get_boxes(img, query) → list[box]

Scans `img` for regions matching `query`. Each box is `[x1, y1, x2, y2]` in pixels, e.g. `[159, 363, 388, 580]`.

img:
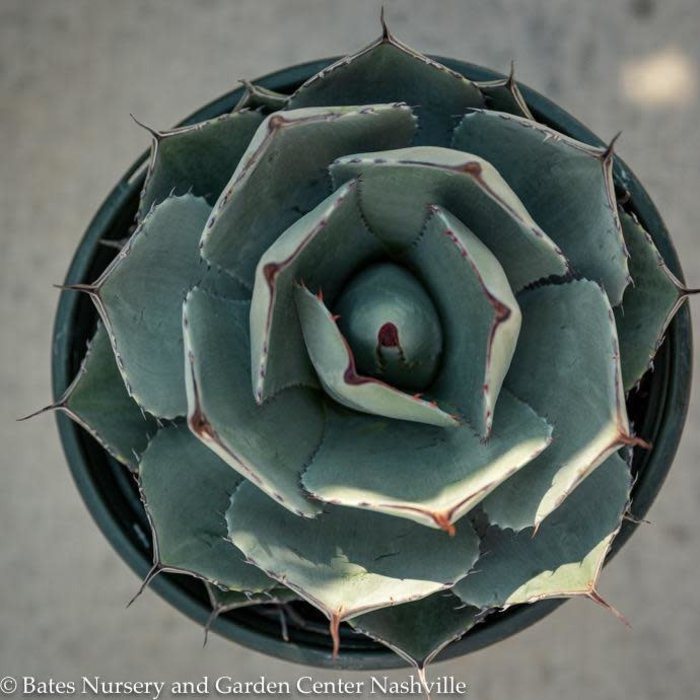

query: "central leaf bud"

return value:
[333, 262, 443, 392]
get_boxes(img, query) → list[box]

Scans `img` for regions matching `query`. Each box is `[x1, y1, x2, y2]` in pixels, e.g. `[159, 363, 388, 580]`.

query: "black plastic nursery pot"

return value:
[53, 57, 693, 670]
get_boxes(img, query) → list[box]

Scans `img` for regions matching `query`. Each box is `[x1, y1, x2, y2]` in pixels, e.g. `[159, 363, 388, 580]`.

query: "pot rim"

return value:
[52, 56, 693, 670]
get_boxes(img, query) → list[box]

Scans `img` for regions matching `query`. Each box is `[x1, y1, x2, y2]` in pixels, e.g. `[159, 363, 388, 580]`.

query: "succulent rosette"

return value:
[46, 24, 694, 675]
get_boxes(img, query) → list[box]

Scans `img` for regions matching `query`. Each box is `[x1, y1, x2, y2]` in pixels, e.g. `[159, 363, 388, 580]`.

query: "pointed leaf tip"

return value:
[86, 195, 232, 420]
[601, 131, 623, 161]
[48, 324, 157, 469]
[139, 424, 276, 592]
[350, 593, 479, 679]
[457, 454, 631, 610]
[452, 111, 629, 304]
[484, 279, 630, 530]
[288, 40, 482, 146]
[226, 481, 480, 625]
[380, 6, 391, 40]
[17, 403, 58, 422]
[130, 113, 162, 140]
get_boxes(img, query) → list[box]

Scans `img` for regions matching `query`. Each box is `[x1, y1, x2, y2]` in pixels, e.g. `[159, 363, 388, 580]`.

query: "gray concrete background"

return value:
[2, 1, 700, 698]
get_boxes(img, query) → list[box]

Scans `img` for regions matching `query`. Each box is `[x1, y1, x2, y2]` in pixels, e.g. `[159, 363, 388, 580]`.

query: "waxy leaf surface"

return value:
[287, 32, 482, 145]
[89, 195, 240, 419]
[183, 289, 323, 517]
[615, 210, 687, 390]
[226, 481, 480, 624]
[331, 147, 569, 290]
[140, 425, 275, 592]
[453, 110, 628, 304]
[201, 104, 416, 286]
[138, 110, 264, 221]
[54, 324, 157, 470]
[456, 454, 630, 608]
[303, 392, 550, 532]
[403, 206, 522, 435]
[295, 285, 458, 427]
[484, 280, 631, 530]
[249, 180, 384, 402]
[350, 593, 479, 671]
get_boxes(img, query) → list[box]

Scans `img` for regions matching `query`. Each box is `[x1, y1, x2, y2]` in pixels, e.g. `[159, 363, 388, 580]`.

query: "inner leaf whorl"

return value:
[333, 262, 443, 392]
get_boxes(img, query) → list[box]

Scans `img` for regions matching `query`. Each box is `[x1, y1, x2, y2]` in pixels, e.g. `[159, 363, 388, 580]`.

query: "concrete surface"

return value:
[2, 1, 700, 698]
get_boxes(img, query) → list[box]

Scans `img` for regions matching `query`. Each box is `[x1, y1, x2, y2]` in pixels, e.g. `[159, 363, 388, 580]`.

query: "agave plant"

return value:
[35, 18, 694, 686]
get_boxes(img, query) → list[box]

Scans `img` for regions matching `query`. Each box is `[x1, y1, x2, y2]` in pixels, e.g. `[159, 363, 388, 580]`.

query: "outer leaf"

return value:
[475, 71, 534, 119]
[200, 104, 416, 286]
[483, 280, 637, 531]
[203, 583, 299, 646]
[287, 29, 483, 145]
[331, 147, 569, 290]
[455, 454, 631, 609]
[226, 480, 480, 654]
[294, 285, 459, 428]
[616, 209, 692, 390]
[137, 111, 264, 222]
[233, 81, 288, 112]
[452, 110, 629, 304]
[183, 289, 323, 518]
[302, 392, 551, 533]
[249, 179, 385, 402]
[32, 323, 157, 470]
[350, 593, 479, 673]
[206, 583, 298, 612]
[139, 424, 275, 593]
[404, 206, 522, 436]
[77, 195, 247, 419]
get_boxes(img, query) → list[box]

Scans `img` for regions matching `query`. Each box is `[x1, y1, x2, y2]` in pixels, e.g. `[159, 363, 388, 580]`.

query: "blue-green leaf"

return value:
[333, 262, 444, 393]
[249, 179, 385, 403]
[137, 111, 264, 222]
[38, 323, 157, 470]
[452, 110, 629, 305]
[183, 289, 323, 517]
[294, 284, 458, 428]
[403, 206, 522, 436]
[456, 454, 631, 609]
[201, 104, 416, 286]
[139, 424, 276, 593]
[206, 583, 298, 612]
[475, 72, 534, 119]
[331, 147, 569, 290]
[226, 480, 480, 654]
[484, 280, 636, 530]
[287, 30, 483, 145]
[350, 593, 479, 673]
[82, 195, 244, 419]
[616, 209, 692, 390]
[302, 392, 550, 532]
[233, 82, 288, 112]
